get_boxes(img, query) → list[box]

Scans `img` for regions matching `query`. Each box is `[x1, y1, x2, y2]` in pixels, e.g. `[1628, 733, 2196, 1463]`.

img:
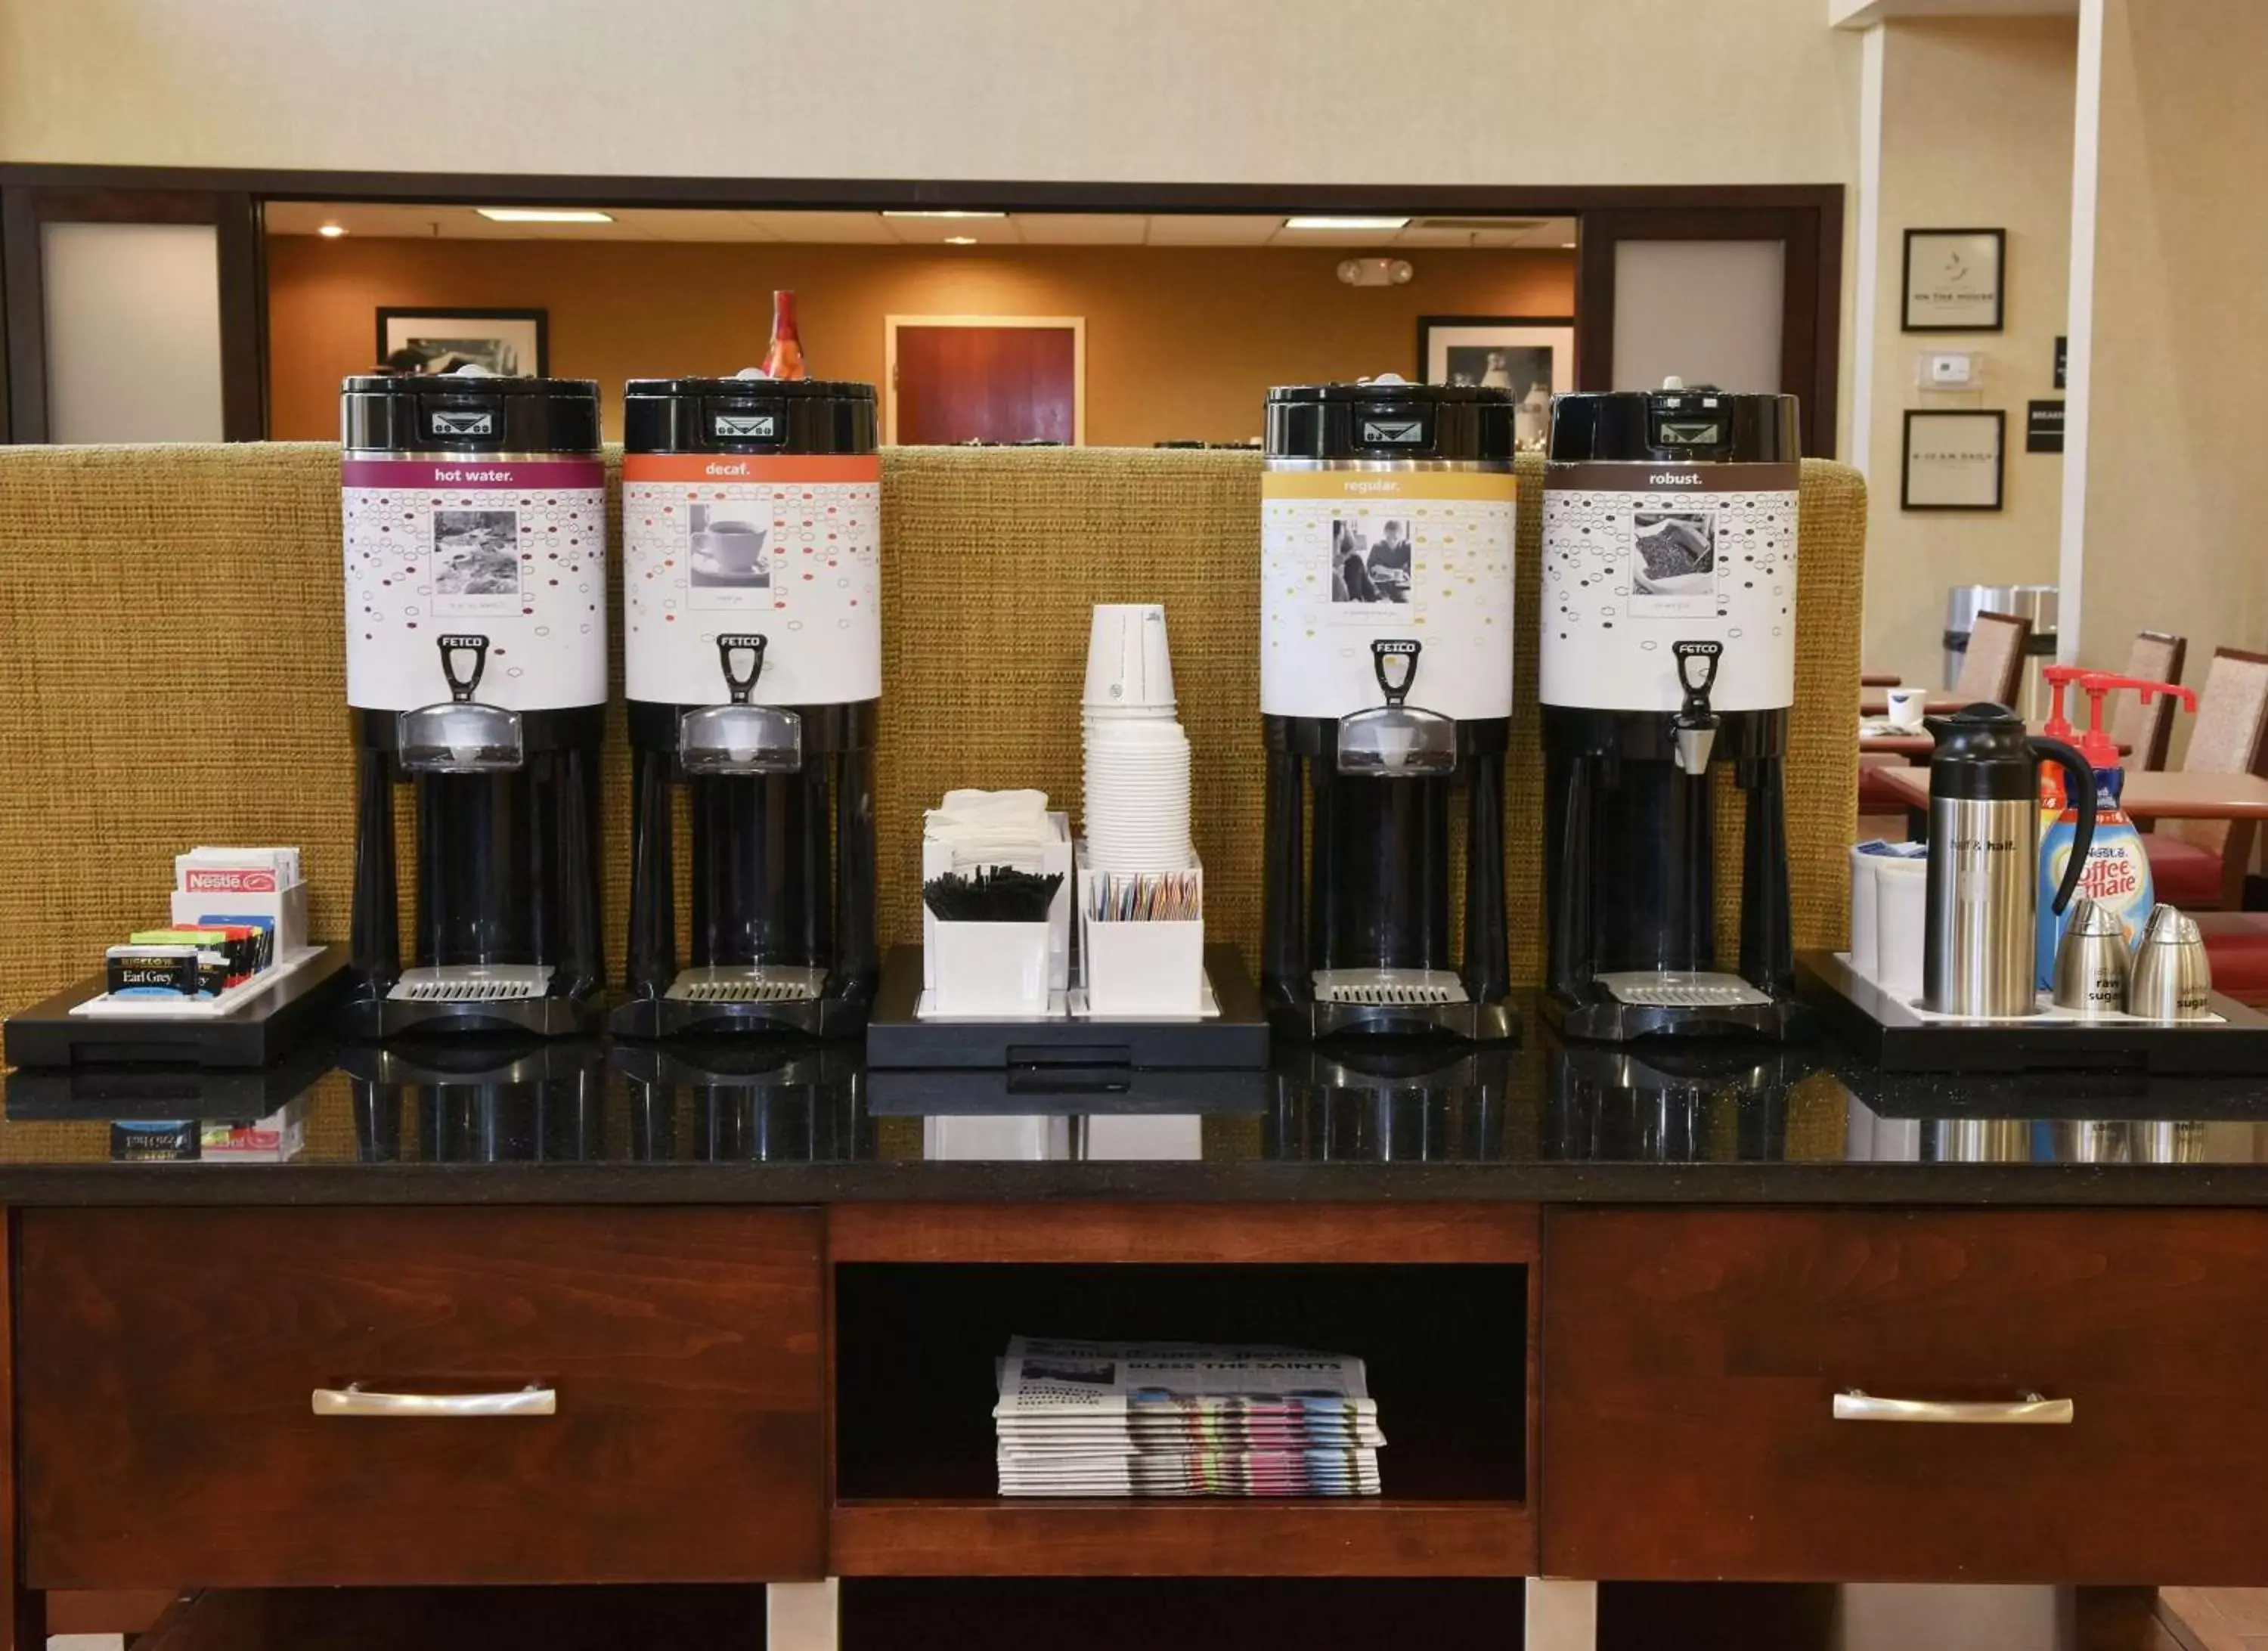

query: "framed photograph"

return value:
[1415, 316, 1573, 449]
[1902, 229, 2004, 332]
[376, 307, 548, 376]
[1902, 409, 2006, 511]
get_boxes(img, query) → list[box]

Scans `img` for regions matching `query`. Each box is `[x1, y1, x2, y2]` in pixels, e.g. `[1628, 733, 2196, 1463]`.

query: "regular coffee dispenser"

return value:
[339, 373, 608, 1036]
[1259, 378, 1519, 1042]
[615, 376, 881, 1037]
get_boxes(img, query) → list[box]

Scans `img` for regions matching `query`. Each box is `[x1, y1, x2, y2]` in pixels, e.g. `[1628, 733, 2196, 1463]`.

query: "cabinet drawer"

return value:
[19, 1207, 823, 1588]
[1543, 1209, 2268, 1584]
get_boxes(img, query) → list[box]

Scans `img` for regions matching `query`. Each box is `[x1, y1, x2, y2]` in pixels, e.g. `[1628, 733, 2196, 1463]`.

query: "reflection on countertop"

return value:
[7, 1002, 2267, 1198]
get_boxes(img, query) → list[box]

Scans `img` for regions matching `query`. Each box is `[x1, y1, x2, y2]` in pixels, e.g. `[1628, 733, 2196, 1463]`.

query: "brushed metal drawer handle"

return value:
[1834, 1389, 2072, 1425]
[311, 1383, 556, 1418]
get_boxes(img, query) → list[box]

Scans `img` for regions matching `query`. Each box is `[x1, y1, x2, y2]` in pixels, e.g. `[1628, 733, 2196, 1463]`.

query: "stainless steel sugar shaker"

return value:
[2050, 897, 2131, 1017]
[2129, 904, 2214, 1021]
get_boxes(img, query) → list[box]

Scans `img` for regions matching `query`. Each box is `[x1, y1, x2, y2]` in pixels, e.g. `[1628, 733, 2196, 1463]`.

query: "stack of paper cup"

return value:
[1082, 604, 1194, 874]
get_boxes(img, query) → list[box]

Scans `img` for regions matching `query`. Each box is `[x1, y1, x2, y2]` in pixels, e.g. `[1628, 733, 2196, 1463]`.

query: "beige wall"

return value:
[0, 1, 1860, 186]
[2071, 0, 2268, 686]
[1862, 17, 2076, 686]
[266, 237, 1574, 445]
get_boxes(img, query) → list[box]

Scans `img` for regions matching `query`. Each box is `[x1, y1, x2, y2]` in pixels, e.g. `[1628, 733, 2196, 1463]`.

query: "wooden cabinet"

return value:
[16, 1207, 825, 1588]
[1542, 1207, 2268, 1584]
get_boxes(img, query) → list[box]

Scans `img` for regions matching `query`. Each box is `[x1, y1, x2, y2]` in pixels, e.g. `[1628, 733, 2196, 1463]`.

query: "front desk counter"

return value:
[2, 999, 2265, 1651]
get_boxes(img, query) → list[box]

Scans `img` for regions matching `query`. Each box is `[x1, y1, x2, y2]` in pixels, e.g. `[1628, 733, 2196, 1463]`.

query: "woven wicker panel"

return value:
[0, 442, 1862, 1016]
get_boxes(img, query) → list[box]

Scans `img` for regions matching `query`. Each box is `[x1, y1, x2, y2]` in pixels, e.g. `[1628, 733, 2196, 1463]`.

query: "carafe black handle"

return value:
[717, 633, 767, 706]
[2030, 735, 2097, 916]
[1371, 638, 1421, 708]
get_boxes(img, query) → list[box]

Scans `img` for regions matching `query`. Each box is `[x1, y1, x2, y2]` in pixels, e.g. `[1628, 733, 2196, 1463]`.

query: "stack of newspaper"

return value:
[993, 1336, 1383, 1497]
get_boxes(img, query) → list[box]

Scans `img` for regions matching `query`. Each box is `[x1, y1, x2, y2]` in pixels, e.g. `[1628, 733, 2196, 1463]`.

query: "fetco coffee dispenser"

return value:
[1260, 378, 1517, 1042]
[1541, 380, 1810, 1041]
[340, 373, 607, 1036]
[616, 376, 881, 1036]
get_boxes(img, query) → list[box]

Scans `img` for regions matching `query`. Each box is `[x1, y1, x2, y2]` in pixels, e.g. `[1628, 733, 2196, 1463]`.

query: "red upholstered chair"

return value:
[2142, 647, 2268, 910]
[2193, 913, 2268, 1008]
[1857, 611, 2031, 816]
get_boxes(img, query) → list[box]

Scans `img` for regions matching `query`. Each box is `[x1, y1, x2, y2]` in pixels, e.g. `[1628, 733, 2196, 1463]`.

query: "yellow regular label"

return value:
[1261, 469, 1517, 504]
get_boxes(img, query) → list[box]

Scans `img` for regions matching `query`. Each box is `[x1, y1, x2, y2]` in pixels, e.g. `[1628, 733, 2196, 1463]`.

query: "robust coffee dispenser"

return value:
[1259, 379, 1518, 1041]
[615, 376, 881, 1037]
[1541, 381, 1810, 1041]
[340, 373, 607, 1036]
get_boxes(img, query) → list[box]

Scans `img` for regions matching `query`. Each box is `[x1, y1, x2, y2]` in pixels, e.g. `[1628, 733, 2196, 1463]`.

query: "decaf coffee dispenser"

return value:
[340, 373, 608, 1036]
[1541, 381, 1810, 1041]
[616, 376, 881, 1037]
[1260, 379, 1518, 1041]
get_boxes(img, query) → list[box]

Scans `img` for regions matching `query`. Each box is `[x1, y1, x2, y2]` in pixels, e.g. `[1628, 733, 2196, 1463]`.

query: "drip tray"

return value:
[1312, 969, 1470, 1008]
[665, 965, 828, 1005]
[387, 965, 553, 1005]
[1597, 971, 1774, 1010]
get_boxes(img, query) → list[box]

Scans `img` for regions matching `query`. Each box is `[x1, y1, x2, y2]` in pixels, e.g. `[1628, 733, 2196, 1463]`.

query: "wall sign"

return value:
[2053, 335, 2067, 389]
[1902, 229, 2006, 333]
[2026, 399, 2065, 454]
[1902, 409, 2006, 510]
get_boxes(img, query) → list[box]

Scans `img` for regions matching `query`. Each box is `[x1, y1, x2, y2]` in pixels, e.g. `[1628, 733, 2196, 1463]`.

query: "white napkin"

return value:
[925, 788, 1054, 865]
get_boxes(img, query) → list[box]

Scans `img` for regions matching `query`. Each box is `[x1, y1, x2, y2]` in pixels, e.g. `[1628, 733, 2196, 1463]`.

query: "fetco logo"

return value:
[1648, 472, 1703, 486]
[431, 411, 494, 437]
[438, 633, 489, 651]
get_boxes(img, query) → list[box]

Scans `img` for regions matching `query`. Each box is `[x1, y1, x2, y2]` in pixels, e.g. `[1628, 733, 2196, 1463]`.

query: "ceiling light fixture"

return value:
[944, 235, 978, 245]
[1560, 240, 1577, 249]
[881, 209, 1006, 219]
[1284, 215, 1410, 231]
[318, 222, 348, 238]
[475, 208, 616, 224]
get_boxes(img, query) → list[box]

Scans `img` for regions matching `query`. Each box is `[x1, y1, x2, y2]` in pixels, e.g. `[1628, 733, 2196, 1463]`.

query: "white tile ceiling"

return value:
[264, 201, 1576, 250]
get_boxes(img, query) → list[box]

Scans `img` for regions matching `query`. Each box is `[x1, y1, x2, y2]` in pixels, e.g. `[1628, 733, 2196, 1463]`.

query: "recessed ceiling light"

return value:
[1283, 215, 1410, 231]
[476, 208, 615, 224]
[944, 235, 978, 246]
[881, 210, 1005, 219]
[318, 222, 348, 238]
[1560, 240, 1577, 249]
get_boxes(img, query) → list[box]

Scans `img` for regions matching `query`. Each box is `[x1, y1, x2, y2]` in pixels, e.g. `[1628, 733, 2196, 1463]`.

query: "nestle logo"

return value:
[1649, 472, 1703, 485]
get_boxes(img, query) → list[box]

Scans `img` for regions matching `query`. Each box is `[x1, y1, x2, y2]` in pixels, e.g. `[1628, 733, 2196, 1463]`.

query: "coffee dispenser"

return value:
[1259, 379, 1517, 1042]
[340, 373, 607, 1036]
[1540, 381, 1809, 1041]
[616, 376, 881, 1037]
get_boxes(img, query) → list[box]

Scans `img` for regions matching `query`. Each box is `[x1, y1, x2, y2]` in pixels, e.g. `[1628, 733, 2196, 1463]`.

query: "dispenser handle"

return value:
[716, 633, 767, 705]
[1672, 640, 1721, 726]
[1371, 638, 1421, 708]
[2031, 735, 2098, 916]
[435, 633, 488, 703]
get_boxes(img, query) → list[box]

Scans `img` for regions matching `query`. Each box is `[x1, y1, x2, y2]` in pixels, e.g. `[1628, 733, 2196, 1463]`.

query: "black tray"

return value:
[4, 946, 349, 1070]
[866, 943, 1269, 1073]
[5, 1035, 338, 1120]
[1796, 949, 2268, 1074]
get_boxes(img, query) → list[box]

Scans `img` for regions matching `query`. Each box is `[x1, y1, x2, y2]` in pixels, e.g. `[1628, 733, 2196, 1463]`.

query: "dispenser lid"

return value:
[624, 376, 878, 455]
[1266, 375, 1515, 463]
[342, 372, 601, 454]
[1548, 380, 1799, 465]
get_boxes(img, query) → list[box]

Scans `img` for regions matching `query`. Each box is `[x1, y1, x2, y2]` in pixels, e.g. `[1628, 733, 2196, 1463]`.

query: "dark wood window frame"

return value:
[1, 166, 1841, 450]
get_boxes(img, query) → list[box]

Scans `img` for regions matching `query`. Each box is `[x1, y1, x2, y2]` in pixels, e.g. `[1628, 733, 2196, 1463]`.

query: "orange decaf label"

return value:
[622, 454, 879, 484]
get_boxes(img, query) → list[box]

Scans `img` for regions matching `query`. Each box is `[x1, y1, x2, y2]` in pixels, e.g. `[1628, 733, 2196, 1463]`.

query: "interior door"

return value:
[890, 319, 1081, 445]
[1576, 204, 1842, 457]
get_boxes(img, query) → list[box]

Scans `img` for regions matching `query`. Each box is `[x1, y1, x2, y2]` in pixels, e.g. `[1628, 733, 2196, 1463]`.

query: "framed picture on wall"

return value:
[376, 307, 549, 376]
[1902, 409, 2006, 510]
[1415, 316, 1574, 450]
[1901, 229, 2005, 332]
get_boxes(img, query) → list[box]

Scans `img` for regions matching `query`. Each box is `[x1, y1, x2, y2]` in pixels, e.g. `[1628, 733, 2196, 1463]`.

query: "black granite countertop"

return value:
[5, 1000, 2268, 1206]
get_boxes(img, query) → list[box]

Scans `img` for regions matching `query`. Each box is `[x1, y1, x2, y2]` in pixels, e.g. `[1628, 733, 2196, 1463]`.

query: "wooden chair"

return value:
[2106, 629, 2186, 772]
[2142, 646, 2268, 910]
[1858, 610, 2031, 822]
[1954, 609, 2032, 708]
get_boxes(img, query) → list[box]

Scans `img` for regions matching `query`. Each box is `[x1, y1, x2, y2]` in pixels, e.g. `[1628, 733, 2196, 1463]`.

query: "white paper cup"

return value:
[1083, 603, 1176, 711]
[1875, 858, 1929, 999]
[1885, 687, 1927, 729]
[1848, 844, 1882, 979]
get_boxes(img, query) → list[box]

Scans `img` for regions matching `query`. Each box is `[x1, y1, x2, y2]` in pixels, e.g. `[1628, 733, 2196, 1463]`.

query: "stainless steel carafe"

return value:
[1923, 704, 2095, 1017]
